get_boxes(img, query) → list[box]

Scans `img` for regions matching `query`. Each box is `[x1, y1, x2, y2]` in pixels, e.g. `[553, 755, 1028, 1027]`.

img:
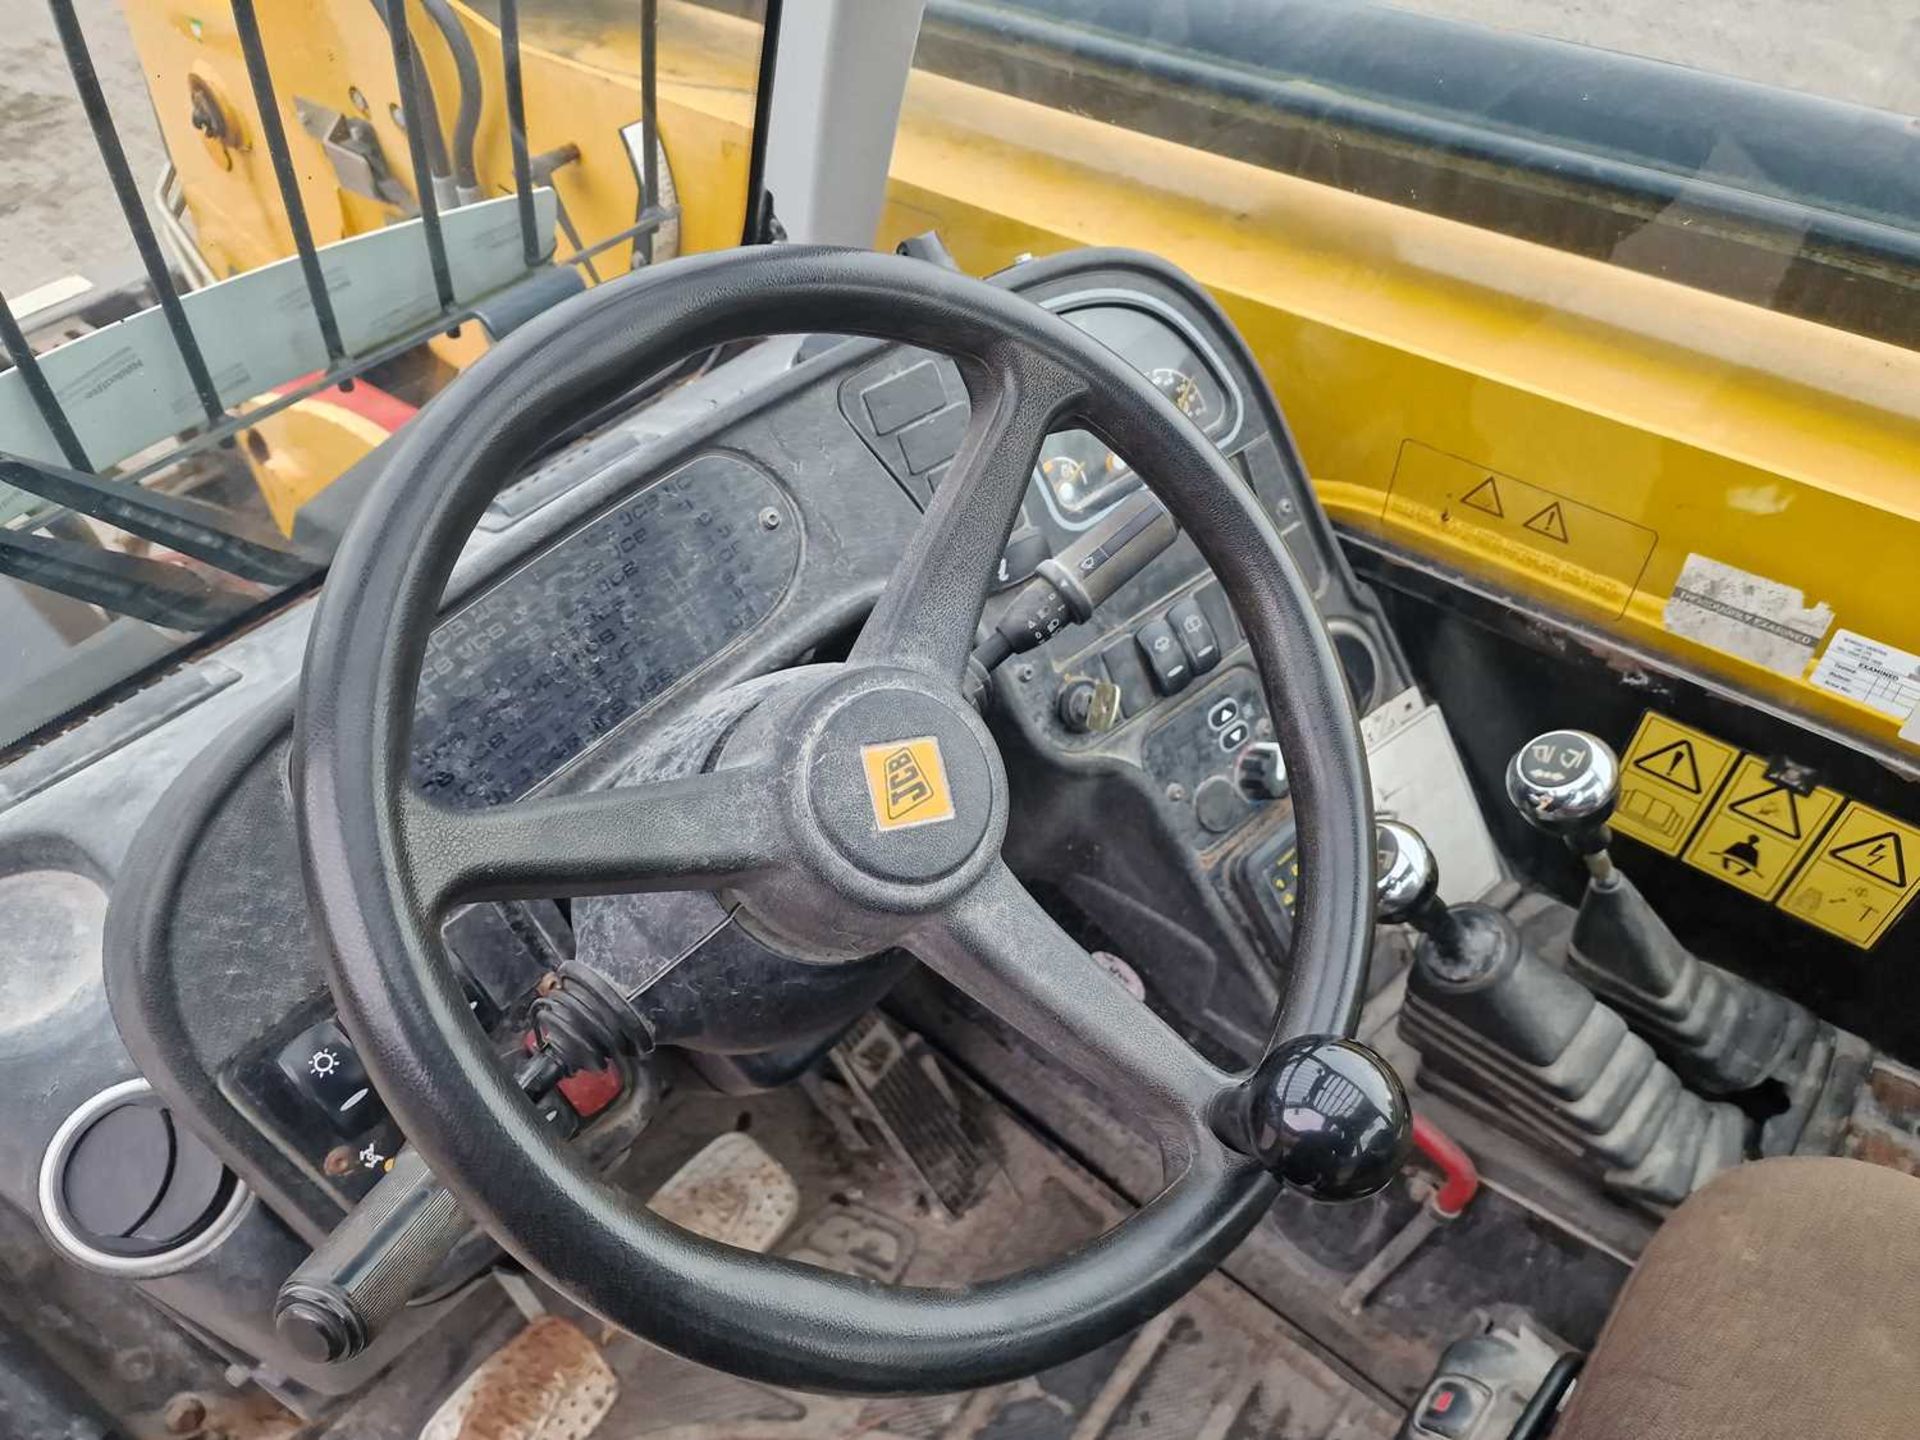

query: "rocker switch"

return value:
[1135, 618, 1191, 695]
[278, 1019, 383, 1138]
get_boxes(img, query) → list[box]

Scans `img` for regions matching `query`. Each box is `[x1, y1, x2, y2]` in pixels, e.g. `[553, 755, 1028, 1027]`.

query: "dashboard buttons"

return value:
[898, 403, 968, 474]
[860, 360, 946, 435]
[1192, 776, 1246, 836]
[1167, 598, 1220, 674]
[1135, 619, 1192, 695]
[1099, 637, 1155, 718]
[1217, 720, 1251, 752]
[279, 1019, 383, 1137]
[1206, 697, 1241, 732]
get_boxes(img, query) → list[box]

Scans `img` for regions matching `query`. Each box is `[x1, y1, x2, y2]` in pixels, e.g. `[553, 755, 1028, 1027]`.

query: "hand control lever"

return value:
[973, 490, 1179, 670]
[1503, 729, 1811, 1096]
[1381, 816, 1750, 1204]
[1503, 728, 1691, 1002]
[1504, 729, 1622, 883]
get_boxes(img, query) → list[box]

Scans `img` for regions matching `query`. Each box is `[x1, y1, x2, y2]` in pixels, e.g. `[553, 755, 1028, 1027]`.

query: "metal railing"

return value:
[0, 0, 673, 621]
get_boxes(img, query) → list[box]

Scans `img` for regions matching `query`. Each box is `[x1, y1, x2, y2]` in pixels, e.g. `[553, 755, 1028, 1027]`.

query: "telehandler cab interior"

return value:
[2, 1, 1918, 1436]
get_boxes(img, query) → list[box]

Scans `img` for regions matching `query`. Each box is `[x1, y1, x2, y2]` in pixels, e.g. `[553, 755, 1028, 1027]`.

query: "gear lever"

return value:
[1505, 730, 1809, 1095]
[1380, 817, 1747, 1206]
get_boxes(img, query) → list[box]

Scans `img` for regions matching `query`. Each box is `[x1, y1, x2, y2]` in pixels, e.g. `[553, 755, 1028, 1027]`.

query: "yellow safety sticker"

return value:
[1385, 443, 1658, 618]
[1779, 803, 1920, 949]
[1610, 712, 1739, 855]
[1682, 755, 1843, 901]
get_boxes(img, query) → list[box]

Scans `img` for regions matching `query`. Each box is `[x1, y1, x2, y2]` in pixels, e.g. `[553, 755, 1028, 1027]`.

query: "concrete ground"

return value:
[0, 0, 1915, 299]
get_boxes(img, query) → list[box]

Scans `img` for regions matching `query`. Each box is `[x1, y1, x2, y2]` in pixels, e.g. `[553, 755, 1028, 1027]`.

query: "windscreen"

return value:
[0, 0, 767, 752]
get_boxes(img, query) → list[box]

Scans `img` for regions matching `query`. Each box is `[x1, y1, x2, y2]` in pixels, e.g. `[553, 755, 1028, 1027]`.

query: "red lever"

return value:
[1412, 1113, 1478, 1219]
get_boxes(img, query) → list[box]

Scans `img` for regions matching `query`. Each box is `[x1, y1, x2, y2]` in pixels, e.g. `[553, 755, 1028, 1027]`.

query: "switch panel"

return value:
[277, 1019, 382, 1138]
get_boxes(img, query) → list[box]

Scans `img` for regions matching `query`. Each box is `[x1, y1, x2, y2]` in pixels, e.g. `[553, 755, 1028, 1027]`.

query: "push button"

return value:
[278, 1019, 383, 1137]
[1134, 618, 1192, 695]
[1167, 598, 1220, 674]
[860, 360, 946, 435]
[1100, 637, 1156, 717]
[1413, 1377, 1487, 1438]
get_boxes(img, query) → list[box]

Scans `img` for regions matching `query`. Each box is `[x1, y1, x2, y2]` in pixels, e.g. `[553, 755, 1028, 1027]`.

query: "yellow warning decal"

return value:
[1779, 803, 1920, 949]
[1682, 755, 1843, 901]
[1385, 444, 1658, 618]
[861, 736, 955, 832]
[1610, 712, 1739, 856]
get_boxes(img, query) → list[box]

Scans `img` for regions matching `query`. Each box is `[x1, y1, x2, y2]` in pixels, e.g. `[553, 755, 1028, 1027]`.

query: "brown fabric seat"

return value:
[1556, 1156, 1920, 1440]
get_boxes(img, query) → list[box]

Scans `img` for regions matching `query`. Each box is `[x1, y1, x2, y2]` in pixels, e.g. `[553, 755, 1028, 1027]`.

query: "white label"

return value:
[1368, 699, 1504, 903]
[1809, 630, 1920, 722]
[1663, 554, 1832, 677]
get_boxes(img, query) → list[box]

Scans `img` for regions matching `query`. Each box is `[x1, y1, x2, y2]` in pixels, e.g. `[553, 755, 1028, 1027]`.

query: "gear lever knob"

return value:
[1375, 819, 1440, 924]
[1506, 730, 1620, 874]
[1375, 820, 1476, 972]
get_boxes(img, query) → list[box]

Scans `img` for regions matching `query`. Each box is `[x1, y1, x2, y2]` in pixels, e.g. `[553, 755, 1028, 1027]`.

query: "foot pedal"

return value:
[830, 1014, 997, 1217]
[647, 1131, 799, 1252]
[420, 1316, 616, 1440]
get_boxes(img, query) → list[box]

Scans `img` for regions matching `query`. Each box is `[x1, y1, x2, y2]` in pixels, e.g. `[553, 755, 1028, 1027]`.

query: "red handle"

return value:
[1412, 1113, 1478, 1218]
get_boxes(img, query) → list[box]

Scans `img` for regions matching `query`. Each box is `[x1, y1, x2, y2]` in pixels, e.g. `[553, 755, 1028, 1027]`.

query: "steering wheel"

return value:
[295, 246, 1405, 1394]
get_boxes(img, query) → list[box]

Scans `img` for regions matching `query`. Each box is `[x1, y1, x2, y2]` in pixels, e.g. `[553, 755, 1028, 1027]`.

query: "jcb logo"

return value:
[861, 736, 955, 831]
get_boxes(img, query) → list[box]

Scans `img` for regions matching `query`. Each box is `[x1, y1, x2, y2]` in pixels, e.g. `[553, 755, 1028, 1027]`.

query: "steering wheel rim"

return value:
[296, 246, 1377, 1393]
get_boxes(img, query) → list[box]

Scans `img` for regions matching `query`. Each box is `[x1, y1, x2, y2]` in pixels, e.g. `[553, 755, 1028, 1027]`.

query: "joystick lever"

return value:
[1504, 729, 1621, 882]
[1502, 729, 1812, 1095]
[1375, 820, 1468, 967]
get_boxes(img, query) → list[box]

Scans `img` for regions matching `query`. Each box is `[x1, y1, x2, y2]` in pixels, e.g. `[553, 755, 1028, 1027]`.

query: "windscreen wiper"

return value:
[0, 529, 257, 631]
[0, 455, 322, 587]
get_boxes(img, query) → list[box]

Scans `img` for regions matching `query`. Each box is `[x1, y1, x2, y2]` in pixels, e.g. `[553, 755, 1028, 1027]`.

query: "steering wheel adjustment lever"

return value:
[1223, 1035, 1412, 1202]
[275, 1147, 469, 1364]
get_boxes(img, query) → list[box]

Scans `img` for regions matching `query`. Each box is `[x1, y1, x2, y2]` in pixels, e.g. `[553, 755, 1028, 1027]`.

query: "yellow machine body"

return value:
[131, 0, 1920, 755]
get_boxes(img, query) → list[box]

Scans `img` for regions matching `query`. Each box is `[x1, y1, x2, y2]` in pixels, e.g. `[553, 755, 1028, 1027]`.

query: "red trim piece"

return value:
[1412, 1112, 1479, 1218]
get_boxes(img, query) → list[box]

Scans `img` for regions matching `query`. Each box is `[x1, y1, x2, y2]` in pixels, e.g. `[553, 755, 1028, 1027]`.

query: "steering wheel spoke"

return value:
[910, 861, 1233, 1159]
[401, 763, 787, 910]
[849, 347, 1085, 682]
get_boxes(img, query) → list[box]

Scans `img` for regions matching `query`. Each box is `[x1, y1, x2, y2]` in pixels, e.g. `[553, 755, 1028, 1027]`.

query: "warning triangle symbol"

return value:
[1634, 739, 1702, 795]
[1523, 502, 1569, 543]
[1462, 476, 1504, 517]
[1831, 831, 1908, 887]
[1728, 783, 1802, 839]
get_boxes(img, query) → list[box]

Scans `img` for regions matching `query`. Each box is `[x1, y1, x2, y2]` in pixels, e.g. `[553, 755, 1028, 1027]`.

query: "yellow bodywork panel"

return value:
[876, 71, 1920, 755]
[122, 0, 760, 277]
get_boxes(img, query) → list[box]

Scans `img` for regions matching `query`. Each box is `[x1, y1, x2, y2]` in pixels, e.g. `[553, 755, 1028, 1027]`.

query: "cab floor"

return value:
[322, 1071, 1396, 1440]
[599, 1082, 1392, 1440]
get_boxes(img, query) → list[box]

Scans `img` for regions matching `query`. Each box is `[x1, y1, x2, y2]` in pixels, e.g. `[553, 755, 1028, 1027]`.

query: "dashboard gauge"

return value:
[1035, 430, 1139, 521]
[1039, 453, 1090, 507]
[1023, 304, 1239, 530]
[1151, 366, 1208, 421]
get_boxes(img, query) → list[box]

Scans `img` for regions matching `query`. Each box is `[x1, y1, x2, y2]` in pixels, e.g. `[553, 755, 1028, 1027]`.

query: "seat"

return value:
[1555, 1156, 1920, 1439]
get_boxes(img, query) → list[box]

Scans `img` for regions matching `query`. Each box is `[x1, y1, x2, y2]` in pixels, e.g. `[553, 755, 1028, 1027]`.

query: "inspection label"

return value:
[1611, 712, 1739, 855]
[1779, 803, 1920, 949]
[1683, 755, 1843, 901]
[1385, 443, 1658, 618]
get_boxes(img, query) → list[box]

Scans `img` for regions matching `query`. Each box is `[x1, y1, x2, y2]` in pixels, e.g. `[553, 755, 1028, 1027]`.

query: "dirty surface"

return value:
[315, 1071, 1397, 1440]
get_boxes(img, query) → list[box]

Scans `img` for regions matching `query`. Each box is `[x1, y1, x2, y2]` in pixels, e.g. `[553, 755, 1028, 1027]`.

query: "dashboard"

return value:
[0, 248, 1409, 1396]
